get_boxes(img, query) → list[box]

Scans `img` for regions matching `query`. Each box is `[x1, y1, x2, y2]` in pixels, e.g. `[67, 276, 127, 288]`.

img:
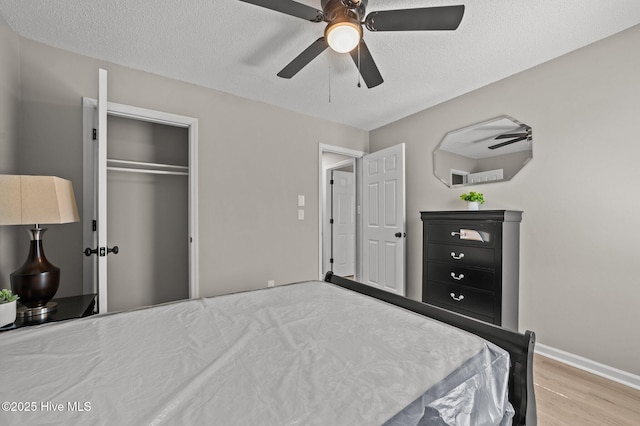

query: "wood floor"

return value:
[534, 354, 640, 425]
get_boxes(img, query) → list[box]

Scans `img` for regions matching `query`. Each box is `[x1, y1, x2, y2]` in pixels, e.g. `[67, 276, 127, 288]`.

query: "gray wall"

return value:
[0, 15, 20, 290]
[13, 36, 368, 298]
[370, 24, 640, 374]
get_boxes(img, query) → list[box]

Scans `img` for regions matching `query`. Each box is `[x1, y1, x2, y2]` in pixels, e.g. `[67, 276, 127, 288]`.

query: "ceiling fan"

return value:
[488, 128, 532, 150]
[238, 0, 465, 88]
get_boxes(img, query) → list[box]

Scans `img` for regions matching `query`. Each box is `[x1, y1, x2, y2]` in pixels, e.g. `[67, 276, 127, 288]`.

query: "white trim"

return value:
[319, 143, 367, 158]
[188, 119, 199, 298]
[82, 95, 200, 305]
[535, 343, 640, 390]
[106, 101, 195, 128]
[318, 144, 366, 280]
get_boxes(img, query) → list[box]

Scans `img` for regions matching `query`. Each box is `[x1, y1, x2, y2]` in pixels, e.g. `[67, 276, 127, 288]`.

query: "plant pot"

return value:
[0, 300, 17, 327]
[467, 201, 480, 210]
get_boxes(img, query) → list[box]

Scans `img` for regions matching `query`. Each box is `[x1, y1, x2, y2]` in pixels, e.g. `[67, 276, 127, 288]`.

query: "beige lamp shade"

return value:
[0, 175, 80, 225]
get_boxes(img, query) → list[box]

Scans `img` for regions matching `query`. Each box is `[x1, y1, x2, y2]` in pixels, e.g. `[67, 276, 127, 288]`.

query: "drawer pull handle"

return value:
[450, 293, 465, 302]
[450, 272, 465, 280]
[451, 231, 462, 237]
[450, 252, 465, 260]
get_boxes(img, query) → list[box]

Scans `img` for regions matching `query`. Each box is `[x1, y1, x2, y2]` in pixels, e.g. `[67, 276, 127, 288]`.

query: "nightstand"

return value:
[0, 293, 97, 331]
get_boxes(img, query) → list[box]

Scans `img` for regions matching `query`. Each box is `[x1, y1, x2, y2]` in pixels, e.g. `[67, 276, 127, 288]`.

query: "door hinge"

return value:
[330, 179, 334, 185]
[329, 219, 334, 224]
[329, 258, 334, 264]
[92, 220, 97, 232]
[92, 128, 97, 140]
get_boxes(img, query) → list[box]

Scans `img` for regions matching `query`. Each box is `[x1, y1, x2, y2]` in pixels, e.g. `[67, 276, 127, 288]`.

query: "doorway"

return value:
[82, 72, 199, 313]
[325, 161, 356, 278]
[319, 143, 406, 295]
[319, 144, 364, 280]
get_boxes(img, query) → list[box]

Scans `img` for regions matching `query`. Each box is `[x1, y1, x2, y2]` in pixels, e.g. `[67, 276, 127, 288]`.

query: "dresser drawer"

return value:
[426, 222, 497, 247]
[425, 281, 495, 320]
[426, 261, 495, 291]
[427, 242, 495, 269]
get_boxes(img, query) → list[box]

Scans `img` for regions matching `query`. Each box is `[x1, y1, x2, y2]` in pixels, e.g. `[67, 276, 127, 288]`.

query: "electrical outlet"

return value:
[267, 280, 275, 288]
[298, 209, 304, 220]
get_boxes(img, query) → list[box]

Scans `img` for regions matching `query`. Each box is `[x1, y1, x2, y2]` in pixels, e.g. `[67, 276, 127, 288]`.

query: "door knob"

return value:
[94, 246, 120, 256]
[85, 246, 118, 256]
[395, 232, 406, 238]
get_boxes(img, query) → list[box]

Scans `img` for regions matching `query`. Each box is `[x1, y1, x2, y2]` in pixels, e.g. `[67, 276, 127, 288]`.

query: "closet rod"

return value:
[107, 158, 188, 171]
[107, 166, 188, 176]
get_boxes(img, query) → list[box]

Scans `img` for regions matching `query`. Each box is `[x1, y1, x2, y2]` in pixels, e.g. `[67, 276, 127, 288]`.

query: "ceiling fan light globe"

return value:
[326, 21, 362, 53]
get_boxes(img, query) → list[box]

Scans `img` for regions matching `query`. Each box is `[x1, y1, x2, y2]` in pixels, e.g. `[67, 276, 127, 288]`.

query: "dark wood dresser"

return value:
[421, 210, 522, 330]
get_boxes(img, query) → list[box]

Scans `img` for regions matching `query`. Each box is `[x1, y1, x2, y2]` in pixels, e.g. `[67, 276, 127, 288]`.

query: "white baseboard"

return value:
[535, 343, 640, 391]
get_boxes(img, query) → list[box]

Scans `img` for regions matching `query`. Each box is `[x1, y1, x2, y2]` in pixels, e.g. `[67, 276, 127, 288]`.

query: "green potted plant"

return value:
[0, 289, 19, 328]
[460, 191, 485, 210]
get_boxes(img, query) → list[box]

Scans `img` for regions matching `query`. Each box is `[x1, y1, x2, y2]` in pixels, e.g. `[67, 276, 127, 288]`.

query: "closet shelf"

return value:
[107, 158, 189, 176]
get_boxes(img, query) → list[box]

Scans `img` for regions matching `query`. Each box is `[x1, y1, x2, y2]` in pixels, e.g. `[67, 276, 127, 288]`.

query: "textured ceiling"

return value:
[1, 0, 639, 130]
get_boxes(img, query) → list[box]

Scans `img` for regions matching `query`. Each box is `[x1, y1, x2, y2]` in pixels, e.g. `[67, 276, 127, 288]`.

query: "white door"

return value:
[331, 170, 355, 276]
[96, 68, 109, 313]
[361, 144, 406, 295]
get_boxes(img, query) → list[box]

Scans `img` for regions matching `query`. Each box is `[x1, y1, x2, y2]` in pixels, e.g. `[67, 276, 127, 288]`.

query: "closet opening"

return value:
[82, 96, 199, 313]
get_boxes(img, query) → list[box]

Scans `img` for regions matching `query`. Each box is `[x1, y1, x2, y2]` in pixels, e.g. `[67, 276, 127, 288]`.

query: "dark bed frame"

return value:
[324, 272, 536, 426]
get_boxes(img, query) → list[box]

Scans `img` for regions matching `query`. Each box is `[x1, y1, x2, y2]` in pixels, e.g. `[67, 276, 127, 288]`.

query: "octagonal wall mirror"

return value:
[434, 115, 532, 187]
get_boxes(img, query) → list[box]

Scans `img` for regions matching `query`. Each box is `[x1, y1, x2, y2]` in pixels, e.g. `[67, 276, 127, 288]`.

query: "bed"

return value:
[0, 274, 535, 425]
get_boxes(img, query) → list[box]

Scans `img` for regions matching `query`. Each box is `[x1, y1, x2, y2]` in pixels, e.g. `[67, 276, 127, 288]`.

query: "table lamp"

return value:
[0, 175, 79, 317]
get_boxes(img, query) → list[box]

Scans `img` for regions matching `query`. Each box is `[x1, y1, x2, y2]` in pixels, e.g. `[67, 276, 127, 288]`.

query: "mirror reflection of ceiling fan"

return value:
[238, 0, 465, 88]
[488, 128, 532, 150]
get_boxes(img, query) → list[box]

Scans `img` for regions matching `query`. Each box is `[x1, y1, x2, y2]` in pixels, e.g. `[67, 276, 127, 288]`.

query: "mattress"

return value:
[0, 281, 513, 425]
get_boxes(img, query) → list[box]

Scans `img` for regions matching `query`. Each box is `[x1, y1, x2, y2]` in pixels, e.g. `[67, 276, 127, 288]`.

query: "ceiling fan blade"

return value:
[488, 136, 528, 150]
[277, 37, 328, 79]
[365, 5, 465, 32]
[494, 132, 527, 140]
[237, 0, 324, 22]
[349, 39, 383, 88]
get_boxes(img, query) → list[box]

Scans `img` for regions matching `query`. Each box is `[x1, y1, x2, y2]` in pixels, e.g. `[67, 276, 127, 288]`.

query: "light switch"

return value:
[298, 195, 305, 207]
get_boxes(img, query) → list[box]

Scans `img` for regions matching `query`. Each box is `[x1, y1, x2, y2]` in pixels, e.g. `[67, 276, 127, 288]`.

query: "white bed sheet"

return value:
[0, 281, 512, 425]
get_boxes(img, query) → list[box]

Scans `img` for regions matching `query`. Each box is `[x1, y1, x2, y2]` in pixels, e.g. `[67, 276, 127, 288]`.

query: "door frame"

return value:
[318, 144, 365, 280]
[82, 97, 199, 309]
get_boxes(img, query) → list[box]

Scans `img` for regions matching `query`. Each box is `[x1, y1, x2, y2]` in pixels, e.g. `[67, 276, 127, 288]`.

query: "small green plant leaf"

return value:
[0, 289, 19, 304]
[460, 191, 485, 204]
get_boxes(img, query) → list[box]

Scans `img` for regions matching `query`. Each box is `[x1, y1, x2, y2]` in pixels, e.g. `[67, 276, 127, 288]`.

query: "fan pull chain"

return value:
[357, 43, 362, 88]
[328, 62, 332, 103]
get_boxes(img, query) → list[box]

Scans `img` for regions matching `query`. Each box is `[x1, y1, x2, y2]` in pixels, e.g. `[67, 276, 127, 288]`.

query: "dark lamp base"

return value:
[10, 227, 60, 309]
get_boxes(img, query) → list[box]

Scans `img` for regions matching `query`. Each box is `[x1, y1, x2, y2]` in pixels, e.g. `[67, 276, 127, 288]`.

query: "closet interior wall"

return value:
[106, 115, 189, 311]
